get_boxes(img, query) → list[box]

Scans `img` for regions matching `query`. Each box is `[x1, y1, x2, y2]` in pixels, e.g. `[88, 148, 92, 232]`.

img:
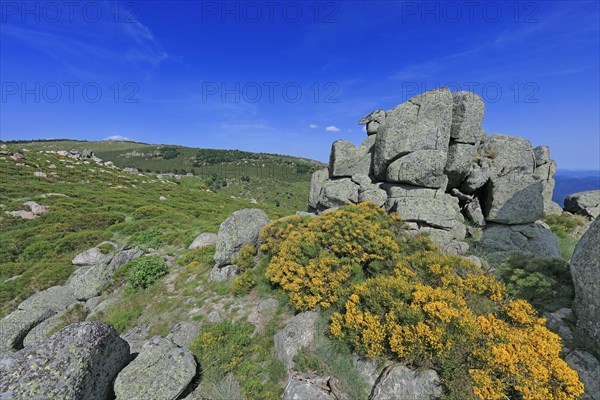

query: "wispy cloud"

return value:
[103, 135, 131, 141]
[309, 124, 320, 129]
[325, 126, 340, 132]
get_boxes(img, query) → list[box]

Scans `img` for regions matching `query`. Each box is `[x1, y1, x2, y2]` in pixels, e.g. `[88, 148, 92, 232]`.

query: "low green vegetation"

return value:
[497, 253, 574, 312]
[0, 144, 290, 317]
[125, 256, 169, 292]
[543, 212, 587, 260]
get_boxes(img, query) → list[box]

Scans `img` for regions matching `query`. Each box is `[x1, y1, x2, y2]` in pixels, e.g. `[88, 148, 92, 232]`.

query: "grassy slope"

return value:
[0, 145, 292, 317]
[15, 140, 325, 211]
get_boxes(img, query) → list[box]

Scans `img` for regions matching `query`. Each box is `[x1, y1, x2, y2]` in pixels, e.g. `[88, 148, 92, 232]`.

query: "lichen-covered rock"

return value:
[482, 173, 544, 224]
[188, 232, 218, 249]
[68, 246, 142, 300]
[282, 372, 348, 400]
[445, 142, 478, 189]
[71, 241, 118, 266]
[309, 168, 329, 210]
[565, 190, 600, 220]
[208, 264, 240, 281]
[534, 159, 562, 215]
[351, 353, 382, 389]
[17, 285, 76, 312]
[373, 88, 453, 178]
[0, 322, 129, 400]
[464, 197, 486, 226]
[478, 134, 535, 179]
[359, 109, 386, 135]
[570, 216, 600, 355]
[385, 150, 448, 189]
[120, 323, 150, 355]
[479, 222, 560, 259]
[274, 311, 318, 371]
[370, 365, 443, 400]
[450, 91, 485, 144]
[0, 308, 55, 352]
[329, 137, 374, 178]
[213, 208, 269, 267]
[317, 178, 359, 210]
[565, 350, 600, 400]
[166, 322, 200, 348]
[114, 336, 196, 400]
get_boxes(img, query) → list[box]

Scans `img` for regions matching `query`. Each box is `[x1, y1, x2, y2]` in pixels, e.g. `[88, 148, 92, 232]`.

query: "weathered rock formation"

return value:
[570, 215, 600, 356]
[565, 190, 600, 220]
[309, 88, 560, 255]
[0, 322, 130, 400]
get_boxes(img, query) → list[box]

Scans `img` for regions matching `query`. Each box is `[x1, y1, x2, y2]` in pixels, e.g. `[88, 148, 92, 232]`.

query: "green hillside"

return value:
[0, 143, 292, 317]
[13, 139, 325, 211]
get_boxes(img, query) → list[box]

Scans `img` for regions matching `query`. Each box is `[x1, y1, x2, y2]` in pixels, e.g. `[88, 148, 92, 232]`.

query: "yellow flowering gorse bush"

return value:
[261, 202, 584, 399]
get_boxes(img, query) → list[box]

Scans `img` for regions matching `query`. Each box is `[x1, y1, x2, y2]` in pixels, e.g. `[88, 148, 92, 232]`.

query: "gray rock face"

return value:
[565, 350, 600, 400]
[479, 222, 560, 259]
[188, 232, 218, 250]
[318, 178, 359, 209]
[385, 150, 448, 189]
[68, 246, 143, 300]
[208, 264, 240, 281]
[370, 365, 443, 400]
[373, 88, 453, 178]
[213, 208, 269, 267]
[72, 241, 118, 266]
[359, 109, 386, 136]
[120, 323, 150, 355]
[307, 88, 559, 259]
[282, 372, 348, 400]
[482, 173, 544, 224]
[570, 216, 600, 356]
[166, 322, 200, 348]
[390, 194, 466, 244]
[18, 285, 76, 312]
[450, 91, 485, 144]
[0, 322, 129, 400]
[445, 142, 478, 189]
[274, 312, 319, 371]
[114, 336, 196, 400]
[351, 353, 381, 389]
[0, 308, 55, 352]
[309, 168, 330, 210]
[565, 191, 600, 220]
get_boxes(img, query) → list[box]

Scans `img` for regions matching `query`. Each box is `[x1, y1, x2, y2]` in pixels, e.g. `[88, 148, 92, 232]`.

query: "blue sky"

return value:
[1, 1, 599, 169]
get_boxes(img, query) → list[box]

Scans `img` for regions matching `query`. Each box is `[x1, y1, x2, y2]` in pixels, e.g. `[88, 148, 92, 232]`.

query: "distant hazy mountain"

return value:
[553, 170, 600, 206]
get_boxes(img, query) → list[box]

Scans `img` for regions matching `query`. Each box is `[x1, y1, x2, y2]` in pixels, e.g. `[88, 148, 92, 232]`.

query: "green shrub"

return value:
[125, 255, 169, 292]
[543, 213, 584, 238]
[497, 253, 573, 312]
[21, 242, 55, 261]
[136, 227, 163, 251]
[293, 347, 326, 374]
[232, 271, 257, 296]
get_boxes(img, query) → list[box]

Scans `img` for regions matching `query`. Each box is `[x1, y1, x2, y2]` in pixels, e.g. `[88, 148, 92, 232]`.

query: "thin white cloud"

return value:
[309, 124, 320, 129]
[103, 135, 131, 141]
[325, 126, 340, 132]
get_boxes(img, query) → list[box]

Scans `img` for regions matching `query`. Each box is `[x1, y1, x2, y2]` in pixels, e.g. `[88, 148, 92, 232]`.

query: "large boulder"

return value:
[309, 168, 330, 210]
[389, 194, 466, 244]
[478, 134, 535, 179]
[329, 136, 374, 178]
[71, 241, 118, 266]
[68, 246, 143, 300]
[0, 322, 129, 399]
[370, 365, 443, 400]
[482, 173, 544, 224]
[274, 311, 319, 371]
[565, 190, 600, 220]
[17, 285, 76, 312]
[445, 142, 479, 189]
[316, 178, 359, 210]
[565, 350, 600, 400]
[533, 158, 562, 215]
[359, 109, 386, 135]
[372, 88, 453, 178]
[188, 232, 217, 250]
[114, 336, 196, 400]
[450, 91, 485, 144]
[385, 150, 448, 189]
[570, 216, 600, 355]
[213, 209, 270, 267]
[479, 222, 560, 260]
[0, 308, 55, 352]
[282, 373, 347, 400]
